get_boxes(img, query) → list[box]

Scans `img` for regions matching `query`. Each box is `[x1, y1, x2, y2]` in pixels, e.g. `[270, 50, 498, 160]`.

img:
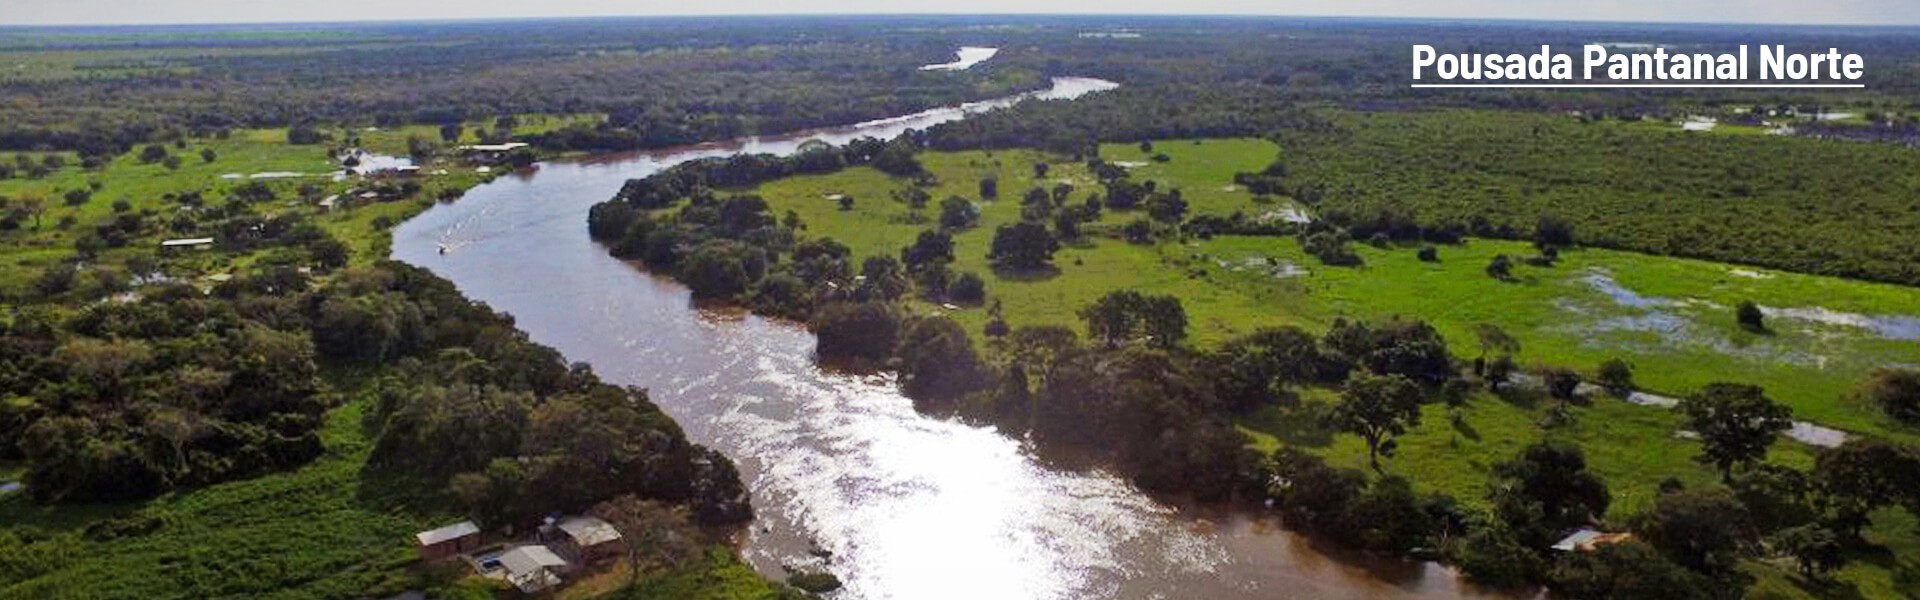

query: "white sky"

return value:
[4, 0, 1920, 27]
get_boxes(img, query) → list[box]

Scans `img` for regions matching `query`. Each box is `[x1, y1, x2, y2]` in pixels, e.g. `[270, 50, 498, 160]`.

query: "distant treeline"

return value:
[1263, 110, 1920, 286]
[18, 17, 1920, 154]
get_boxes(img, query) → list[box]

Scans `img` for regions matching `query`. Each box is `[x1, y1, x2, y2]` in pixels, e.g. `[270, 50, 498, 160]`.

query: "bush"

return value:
[811, 301, 901, 363]
[1450, 522, 1543, 587]
[895, 316, 988, 403]
[1597, 358, 1634, 394]
[1852, 367, 1920, 425]
[788, 572, 842, 593]
[987, 222, 1060, 270]
[1735, 300, 1766, 332]
[948, 272, 985, 303]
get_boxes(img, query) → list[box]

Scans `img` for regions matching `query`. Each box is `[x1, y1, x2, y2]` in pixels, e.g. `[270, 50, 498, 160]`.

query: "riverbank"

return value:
[593, 132, 1920, 598]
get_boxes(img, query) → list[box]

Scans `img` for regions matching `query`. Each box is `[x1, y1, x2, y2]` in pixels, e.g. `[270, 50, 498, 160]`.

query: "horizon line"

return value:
[1410, 83, 1868, 88]
[7, 12, 1920, 30]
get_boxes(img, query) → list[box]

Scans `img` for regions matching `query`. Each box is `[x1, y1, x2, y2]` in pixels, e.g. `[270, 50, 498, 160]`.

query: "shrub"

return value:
[1851, 367, 1920, 425]
[948, 272, 986, 303]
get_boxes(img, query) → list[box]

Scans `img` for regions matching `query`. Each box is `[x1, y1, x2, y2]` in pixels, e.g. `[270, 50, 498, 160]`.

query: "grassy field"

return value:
[741, 138, 1920, 598]
[747, 139, 1920, 439]
[0, 126, 505, 293]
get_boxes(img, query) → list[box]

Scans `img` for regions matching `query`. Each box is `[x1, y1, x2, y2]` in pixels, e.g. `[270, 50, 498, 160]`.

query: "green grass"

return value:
[1, 396, 444, 600]
[742, 139, 1920, 598]
[748, 141, 1920, 439]
[1193, 236, 1920, 439]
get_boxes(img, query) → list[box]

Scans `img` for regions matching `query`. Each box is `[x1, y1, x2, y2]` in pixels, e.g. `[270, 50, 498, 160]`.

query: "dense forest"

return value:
[13, 16, 1920, 155]
[1263, 110, 1920, 285]
[0, 233, 748, 522]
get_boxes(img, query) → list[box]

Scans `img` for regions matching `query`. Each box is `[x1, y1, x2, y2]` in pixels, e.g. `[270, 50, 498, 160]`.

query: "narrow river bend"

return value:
[391, 77, 1496, 600]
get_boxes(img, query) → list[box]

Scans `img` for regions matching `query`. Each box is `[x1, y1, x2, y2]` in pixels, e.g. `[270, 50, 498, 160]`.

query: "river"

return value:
[391, 77, 1498, 600]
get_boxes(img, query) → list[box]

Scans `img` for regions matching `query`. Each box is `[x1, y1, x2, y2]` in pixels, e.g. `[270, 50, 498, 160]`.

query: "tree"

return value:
[873, 141, 923, 176]
[895, 316, 987, 403]
[987, 222, 1060, 271]
[681, 240, 764, 300]
[1547, 540, 1711, 600]
[1449, 520, 1543, 587]
[200, 148, 217, 163]
[1486, 254, 1514, 281]
[938, 196, 977, 229]
[948, 272, 985, 304]
[1728, 464, 1816, 533]
[591, 495, 701, 586]
[1301, 229, 1361, 266]
[812, 301, 900, 363]
[438, 123, 462, 143]
[837, 195, 854, 211]
[1485, 355, 1515, 390]
[138, 144, 169, 164]
[1677, 383, 1791, 481]
[1206, 326, 1324, 412]
[1811, 439, 1920, 539]
[1534, 214, 1575, 250]
[1542, 367, 1582, 402]
[286, 123, 324, 145]
[1080, 290, 1186, 348]
[1121, 218, 1154, 243]
[1416, 246, 1438, 262]
[978, 177, 998, 199]
[1323, 318, 1454, 384]
[1032, 162, 1050, 177]
[1771, 524, 1845, 581]
[1490, 441, 1609, 545]
[1597, 358, 1634, 395]
[1851, 367, 1920, 425]
[1735, 300, 1766, 333]
[900, 230, 954, 272]
[17, 196, 44, 229]
[1330, 372, 1423, 472]
[858, 256, 910, 301]
[1636, 486, 1754, 574]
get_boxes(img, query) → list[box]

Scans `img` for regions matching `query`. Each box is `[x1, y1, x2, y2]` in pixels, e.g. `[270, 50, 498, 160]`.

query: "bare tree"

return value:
[591, 494, 701, 586]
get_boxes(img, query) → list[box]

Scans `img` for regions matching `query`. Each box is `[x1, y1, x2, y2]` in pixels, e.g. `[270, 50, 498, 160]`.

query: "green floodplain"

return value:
[734, 131, 1920, 598]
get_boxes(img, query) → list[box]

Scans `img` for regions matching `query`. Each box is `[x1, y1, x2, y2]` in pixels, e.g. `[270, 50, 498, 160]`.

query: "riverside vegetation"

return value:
[589, 116, 1920, 598]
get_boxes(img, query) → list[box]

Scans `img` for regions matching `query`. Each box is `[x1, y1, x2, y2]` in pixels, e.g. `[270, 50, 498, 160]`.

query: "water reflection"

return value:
[391, 78, 1493, 599]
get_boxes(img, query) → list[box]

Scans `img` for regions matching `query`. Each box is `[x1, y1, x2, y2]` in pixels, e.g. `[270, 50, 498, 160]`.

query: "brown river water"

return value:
[391, 77, 1503, 600]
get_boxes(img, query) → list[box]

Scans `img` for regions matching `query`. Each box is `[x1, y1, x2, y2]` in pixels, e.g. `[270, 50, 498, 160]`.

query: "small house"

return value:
[498, 544, 569, 593]
[459, 142, 530, 164]
[1551, 528, 1633, 553]
[415, 521, 483, 561]
[552, 516, 623, 564]
[160, 238, 215, 252]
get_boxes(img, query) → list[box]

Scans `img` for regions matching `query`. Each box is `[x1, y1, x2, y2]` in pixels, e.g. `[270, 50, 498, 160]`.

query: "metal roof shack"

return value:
[1551, 528, 1634, 553]
[459, 142, 530, 153]
[498, 544, 569, 593]
[160, 238, 215, 248]
[414, 521, 482, 561]
[552, 515, 623, 564]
